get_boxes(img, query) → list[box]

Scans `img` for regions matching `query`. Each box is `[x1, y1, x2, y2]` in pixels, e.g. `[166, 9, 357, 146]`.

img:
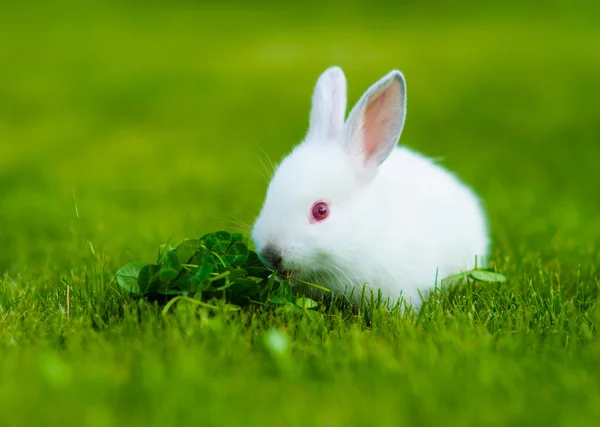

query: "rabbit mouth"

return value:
[273, 261, 294, 276]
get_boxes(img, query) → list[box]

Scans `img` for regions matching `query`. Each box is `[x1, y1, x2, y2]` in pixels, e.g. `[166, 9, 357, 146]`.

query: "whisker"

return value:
[251, 166, 270, 184]
[256, 143, 276, 174]
[224, 213, 253, 232]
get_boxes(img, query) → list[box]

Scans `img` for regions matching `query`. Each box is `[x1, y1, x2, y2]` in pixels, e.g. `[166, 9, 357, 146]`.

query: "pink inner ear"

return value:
[362, 82, 400, 162]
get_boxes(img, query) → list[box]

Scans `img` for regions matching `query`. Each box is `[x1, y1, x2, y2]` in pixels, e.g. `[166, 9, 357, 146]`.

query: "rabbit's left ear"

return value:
[342, 70, 406, 170]
[306, 66, 347, 141]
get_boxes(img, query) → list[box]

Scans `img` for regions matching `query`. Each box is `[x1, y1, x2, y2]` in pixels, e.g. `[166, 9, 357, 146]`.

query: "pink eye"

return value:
[311, 201, 329, 223]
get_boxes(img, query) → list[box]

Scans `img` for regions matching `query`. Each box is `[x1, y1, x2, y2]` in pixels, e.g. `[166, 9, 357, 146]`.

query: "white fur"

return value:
[306, 66, 347, 141]
[252, 66, 490, 308]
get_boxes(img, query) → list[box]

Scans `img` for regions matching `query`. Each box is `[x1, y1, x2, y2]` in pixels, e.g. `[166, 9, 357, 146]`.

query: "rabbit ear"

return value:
[342, 70, 406, 170]
[306, 66, 347, 140]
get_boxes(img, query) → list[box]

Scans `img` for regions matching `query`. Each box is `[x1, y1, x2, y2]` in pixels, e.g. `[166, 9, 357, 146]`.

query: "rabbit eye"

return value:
[311, 201, 329, 223]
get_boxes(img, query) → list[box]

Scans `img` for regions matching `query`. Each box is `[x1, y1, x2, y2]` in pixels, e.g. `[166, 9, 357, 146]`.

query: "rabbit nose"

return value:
[260, 244, 283, 271]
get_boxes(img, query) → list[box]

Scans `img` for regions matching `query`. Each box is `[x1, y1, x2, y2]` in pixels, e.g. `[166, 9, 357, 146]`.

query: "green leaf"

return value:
[189, 246, 209, 265]
[303, 310, 324, 322]
[203, 231, 232, 253]
[159, 267, 179, 283]
[266, 271, 278, 292]
[268, 295, 284, 304]
[189, 247, 225, 271]
[163, 250, 182, 271]
[295, 297, 318, 309]
[226, 242, 249, 266]
[194, 263, 213, 283]
[115, 232, 333, 308]
[245, 250, 265, 268]
[139, 264, 161, 293]
[195, 247, 228, 270]
[275, 280, 294, 303]
[230, 278, 258, 294]
[172, 272, 193, 291]
[174, 275, 201, 292]
[245, 266, 271, 279]
[228, 268, 248, 280]
[175, 262, 214, 292]
[275, 304, 303, 315]
[440, 270, 472, 286]
[470, 270, 507, 283]
[116, 262, 148, 294]
[157, 241, 174, 263]
[174, 239, 201, 264]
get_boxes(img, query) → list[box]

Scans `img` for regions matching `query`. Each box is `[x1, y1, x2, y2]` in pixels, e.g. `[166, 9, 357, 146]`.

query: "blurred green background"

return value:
[1, 0, 598, 274]
[1, 1, 600, 425]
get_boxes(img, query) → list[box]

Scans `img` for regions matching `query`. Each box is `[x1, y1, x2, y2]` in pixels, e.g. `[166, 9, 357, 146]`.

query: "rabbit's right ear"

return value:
[342, 70, 406, 174]
[306, 66, 347, 141]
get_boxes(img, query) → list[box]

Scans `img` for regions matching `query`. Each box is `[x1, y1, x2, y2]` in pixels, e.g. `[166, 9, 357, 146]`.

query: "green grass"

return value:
[1, 1, 600, 426]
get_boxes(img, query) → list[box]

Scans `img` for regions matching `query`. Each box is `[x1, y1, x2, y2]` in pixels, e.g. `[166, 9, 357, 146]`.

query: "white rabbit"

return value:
[252, 66, 490, 308]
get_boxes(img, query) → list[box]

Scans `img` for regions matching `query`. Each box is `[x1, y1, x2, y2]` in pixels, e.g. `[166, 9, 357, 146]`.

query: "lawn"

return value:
[1, 1, 600, 426]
